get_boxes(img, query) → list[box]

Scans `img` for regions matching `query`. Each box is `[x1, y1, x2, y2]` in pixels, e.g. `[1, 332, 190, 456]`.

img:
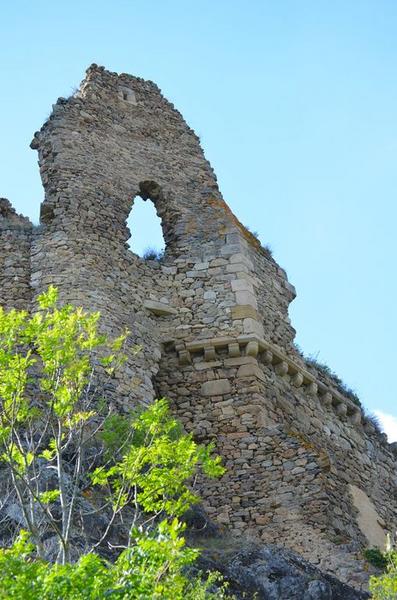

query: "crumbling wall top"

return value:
[30, 64, 245, 257]
[0, 198, 32, 230]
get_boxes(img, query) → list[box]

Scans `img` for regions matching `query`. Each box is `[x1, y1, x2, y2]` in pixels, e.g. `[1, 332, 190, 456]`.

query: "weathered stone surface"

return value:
[201, 379, 231, 396]
[143, 299, 177, 316]
[201, 543, 370, 600]
[231, 304, 260, 320]
[349, 484, 387, 548]
[1, 65, 396, 591]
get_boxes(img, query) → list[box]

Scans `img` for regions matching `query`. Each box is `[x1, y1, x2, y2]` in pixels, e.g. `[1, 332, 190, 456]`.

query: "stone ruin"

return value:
[1, 64, 396, 589]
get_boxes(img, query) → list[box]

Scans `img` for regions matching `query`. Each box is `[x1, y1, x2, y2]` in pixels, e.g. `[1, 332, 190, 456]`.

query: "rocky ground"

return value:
[199, 543, 370, 600]
[186, 509, 370, 599]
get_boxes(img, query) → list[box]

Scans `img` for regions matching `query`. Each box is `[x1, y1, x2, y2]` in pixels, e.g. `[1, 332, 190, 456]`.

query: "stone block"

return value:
[201, 379, 231, 397]
[221, 244, 243, 257]
[210, 258, 228, 267]
[193, 261, 209, 270]
[349, 484, 386, 548]
[224, 355, 257, 367]
[307, 382, 318, 396]
[246, 340, 259, 357]
[203, 290, 217, 301]
[229, 253, 254, 268]
[227, 263, 251, 274]
[231, 304, 260, 320]
[228, 342, 240, 357]
[275, 361, 288, 376]
[143, 299, 177, 316]
[186, 270, 207, 278]
[237, 364, 266, 382]
[235, 290, 258, 308]
[243, 318, 264, 337]
[292, 372, 303, 387]
[194, 361, 223, 371]
[204, 345, 216, 361]
[231, 278, 254, 293]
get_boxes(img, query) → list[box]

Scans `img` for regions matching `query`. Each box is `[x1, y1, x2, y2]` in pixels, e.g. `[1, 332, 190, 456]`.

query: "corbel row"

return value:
[171, 334, 362, 426]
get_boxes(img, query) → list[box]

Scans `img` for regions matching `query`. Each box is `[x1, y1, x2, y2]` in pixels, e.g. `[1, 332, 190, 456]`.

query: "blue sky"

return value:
[1, 1, 396, 435]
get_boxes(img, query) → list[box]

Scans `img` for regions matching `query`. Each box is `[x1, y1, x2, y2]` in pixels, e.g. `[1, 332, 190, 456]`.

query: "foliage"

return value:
[243, 225, 273, 257]
[261, 243, 273, 258]
[142, 247, 164, 261]
[366, 541, 397, 599]
[244, 225, 259, 240]
[0, 525, 231, 599]
[370, 572, 397, 600]
[93, 398, 224, 523]
[369, 551, 397, 599]
[0, 288, 224, 569]
[0, 286, 131, 562]
[364, 547, 389, 570]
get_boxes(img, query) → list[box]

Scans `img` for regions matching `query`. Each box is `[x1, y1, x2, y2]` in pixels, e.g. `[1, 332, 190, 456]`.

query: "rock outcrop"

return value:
[202, 543, 370, 599]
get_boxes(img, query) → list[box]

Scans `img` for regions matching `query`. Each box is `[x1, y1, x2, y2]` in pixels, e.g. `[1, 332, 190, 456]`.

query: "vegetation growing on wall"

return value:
[244, 224, 273, 258]
[369, 547, 397, 599]
[142, 247, 164, 261]
[304, 354, 362, 407]
[296, 348, 385, 435]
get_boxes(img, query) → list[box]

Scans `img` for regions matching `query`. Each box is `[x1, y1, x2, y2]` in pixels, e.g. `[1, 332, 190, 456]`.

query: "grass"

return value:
[362, 411, 384, 435]
[295, 347, 385, 436]
[294, 346, 361, 407]
[261, 243, 273, 259]
[244, 225, 273, 258]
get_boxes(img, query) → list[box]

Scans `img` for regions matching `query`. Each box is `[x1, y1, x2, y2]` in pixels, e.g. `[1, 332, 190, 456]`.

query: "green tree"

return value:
[0, 286, 131, 562]
[0, 288, 226, 599]
[0, 523, 231, 599]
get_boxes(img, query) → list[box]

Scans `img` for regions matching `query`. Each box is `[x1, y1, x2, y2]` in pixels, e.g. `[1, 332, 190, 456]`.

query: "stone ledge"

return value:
[143, 299, 177, 316]
[166, 334, 363, 427]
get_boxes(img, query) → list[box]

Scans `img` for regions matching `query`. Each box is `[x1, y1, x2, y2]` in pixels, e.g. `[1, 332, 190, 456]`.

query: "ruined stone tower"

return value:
[1, 65, 396, 588]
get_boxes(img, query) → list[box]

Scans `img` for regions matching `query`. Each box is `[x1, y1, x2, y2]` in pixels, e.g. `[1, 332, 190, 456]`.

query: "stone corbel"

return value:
[204, 345, 216, 361]
[228, 342, 240, 358]
[178, 349, 192, 365]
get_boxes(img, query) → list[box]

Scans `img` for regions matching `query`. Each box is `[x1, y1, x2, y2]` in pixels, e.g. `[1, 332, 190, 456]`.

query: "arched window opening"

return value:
[126, 196, 165, 260]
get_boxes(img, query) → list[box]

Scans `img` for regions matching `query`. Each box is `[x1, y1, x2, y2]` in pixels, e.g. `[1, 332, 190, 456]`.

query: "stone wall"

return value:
[1, 65, 396, 589]
[0, 199, 32, 311]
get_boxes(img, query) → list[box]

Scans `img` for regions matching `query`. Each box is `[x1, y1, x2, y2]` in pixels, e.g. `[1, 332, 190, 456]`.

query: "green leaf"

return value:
[37, 285, 58, 309]
[39, 490, 61, 504]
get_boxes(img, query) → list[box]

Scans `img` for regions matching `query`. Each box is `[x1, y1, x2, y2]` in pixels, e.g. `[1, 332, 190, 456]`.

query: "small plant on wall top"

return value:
[143, 247, 164, 261]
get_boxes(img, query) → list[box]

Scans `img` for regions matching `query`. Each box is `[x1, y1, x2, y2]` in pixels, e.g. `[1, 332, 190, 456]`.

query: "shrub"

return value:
[261, 243, 273, 258]
[0, 526, 230, 599]
[364, 547, 389, 570]
[142, 247, 164, 261]
[369, 550, 397, 599]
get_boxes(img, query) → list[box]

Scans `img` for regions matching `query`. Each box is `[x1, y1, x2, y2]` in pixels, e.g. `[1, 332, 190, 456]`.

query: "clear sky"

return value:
[1, 1, 396, 436]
